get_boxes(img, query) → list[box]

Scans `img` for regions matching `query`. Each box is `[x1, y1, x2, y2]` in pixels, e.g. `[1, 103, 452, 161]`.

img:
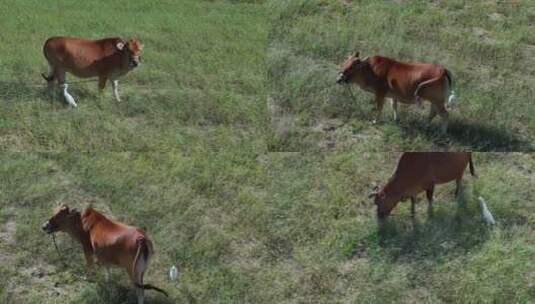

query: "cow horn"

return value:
[368, 185, 379, 198]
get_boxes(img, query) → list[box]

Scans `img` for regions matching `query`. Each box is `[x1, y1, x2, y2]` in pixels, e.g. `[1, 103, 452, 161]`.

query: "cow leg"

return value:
[428, 103, 438, 123]
[436, 103, 449, 134]
[392, 98, 400, 122]
[372, 93, 386, 124]
[98, 76, 107, 96]
[455, 178, 463, 200]
[137, 271, 146, 304]
[136, 284, 145, 304]
[426, 185, 435, 217]
[111, 79, 121, 101]
[126, 265, 143, 304]
[410, 196, 417, 217]
[131, 250, 148, 304]
[57, 71, 77, 107]
[44, 64, 56, 96]
[83, 249, 94, 279]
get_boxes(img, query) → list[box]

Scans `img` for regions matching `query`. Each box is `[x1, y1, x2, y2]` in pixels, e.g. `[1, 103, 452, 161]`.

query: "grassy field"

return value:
[0, 152, 533, 303]
[268, 0, 535, 151]
[1, 1, 534, 304]
[0, 0, 266, 152]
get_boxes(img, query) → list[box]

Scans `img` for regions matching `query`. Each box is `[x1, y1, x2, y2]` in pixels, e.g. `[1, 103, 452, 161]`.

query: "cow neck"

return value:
[66, 212, 93, 253]
[381, 177, 402, 200]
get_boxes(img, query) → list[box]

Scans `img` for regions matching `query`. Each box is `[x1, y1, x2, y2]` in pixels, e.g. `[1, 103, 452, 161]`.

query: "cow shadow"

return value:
[85, 274, 175, 304]
[369, 201, 492, 262]
[398, 116, 533, 151]
[0, 79, 99, 107]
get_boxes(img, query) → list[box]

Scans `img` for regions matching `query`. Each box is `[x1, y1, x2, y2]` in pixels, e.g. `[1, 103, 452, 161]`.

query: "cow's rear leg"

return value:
[127, 266, 144, 304]
[42, 64, 56, 97]
[428, 103, 438, 123]
[410, 196, 417, 217]
[131, 252, 148, 304]
[436, 103, 449, 134]
[57, 71, 77, 107]
[426, 185, 435, 217]
[137, 271, 146, 304]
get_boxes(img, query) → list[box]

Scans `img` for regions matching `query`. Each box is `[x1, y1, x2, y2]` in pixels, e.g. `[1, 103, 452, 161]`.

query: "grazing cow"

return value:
[369, 152, 475, 223]
[42, 204, 167, 304]
[336, 51, 455, 133]
[42, 36, 143, 107]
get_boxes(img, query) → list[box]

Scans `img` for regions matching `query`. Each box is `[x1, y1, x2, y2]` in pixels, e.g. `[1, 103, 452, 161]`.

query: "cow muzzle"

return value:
[129, 58, 140, 68]
[336, 73, 347, 84]
[42, 221, 55, 234]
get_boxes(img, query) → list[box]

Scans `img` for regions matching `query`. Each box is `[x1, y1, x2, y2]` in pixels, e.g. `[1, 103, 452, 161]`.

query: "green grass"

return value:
[0, 0, 266, 152]
[268, 0, 535, 151]
[0, 1, 534, 304]
[1, 152, 533, 303]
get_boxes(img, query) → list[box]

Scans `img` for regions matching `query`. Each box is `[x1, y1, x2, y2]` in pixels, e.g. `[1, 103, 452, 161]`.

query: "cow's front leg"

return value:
[372, 93, 386, 124]
[391, 98, 400, 122]
[455, 179, 463, 200]
[111, 79, 121, 102]
[410, 196, 417, 217]
[98, 76, 107, 96]
[83, 249, 95, 279]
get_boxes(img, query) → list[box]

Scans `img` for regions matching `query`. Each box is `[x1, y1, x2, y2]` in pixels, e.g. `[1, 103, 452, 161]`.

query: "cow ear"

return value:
[68, 208, 79, 217]
[116, 42, 125, 51]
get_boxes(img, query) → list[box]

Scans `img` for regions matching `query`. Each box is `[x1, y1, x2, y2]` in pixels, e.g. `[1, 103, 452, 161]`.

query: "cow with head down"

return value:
[42, 36, 143, 107]
[42, 204, 167, 304]
[369, 152, 476, 225]
[337, 51, 456, 133]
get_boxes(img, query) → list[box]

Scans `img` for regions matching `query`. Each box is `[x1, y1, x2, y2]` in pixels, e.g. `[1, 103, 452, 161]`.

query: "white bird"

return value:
[169, 265, 179, 281]
[478, 196, 496, 225]
[61, 83, 77, 107]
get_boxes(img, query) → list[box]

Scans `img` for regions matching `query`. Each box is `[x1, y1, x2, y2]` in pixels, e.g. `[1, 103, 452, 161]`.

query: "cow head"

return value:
[116, 38, 144, 69]
[368, 186, 397, 222]
[336, 51, 368, 84]
[42, 204, 80, 234]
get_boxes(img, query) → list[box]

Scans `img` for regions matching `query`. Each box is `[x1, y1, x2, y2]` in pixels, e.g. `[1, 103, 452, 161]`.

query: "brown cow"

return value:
[42, 36, 143, 107]
[369, 152, 475, 224]
[336, 51, 456, 133]
[42, 204, 167, 304]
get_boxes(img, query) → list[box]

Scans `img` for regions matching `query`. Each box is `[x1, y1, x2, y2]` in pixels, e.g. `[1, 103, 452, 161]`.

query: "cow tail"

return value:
[42, 38, 55, 82]
[132, 237, 169, 297]
[135, 283, 169, 297]
[41, 73, 54, 82]
[468, 153, 477, 177]
[444, 69, 457, 107]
